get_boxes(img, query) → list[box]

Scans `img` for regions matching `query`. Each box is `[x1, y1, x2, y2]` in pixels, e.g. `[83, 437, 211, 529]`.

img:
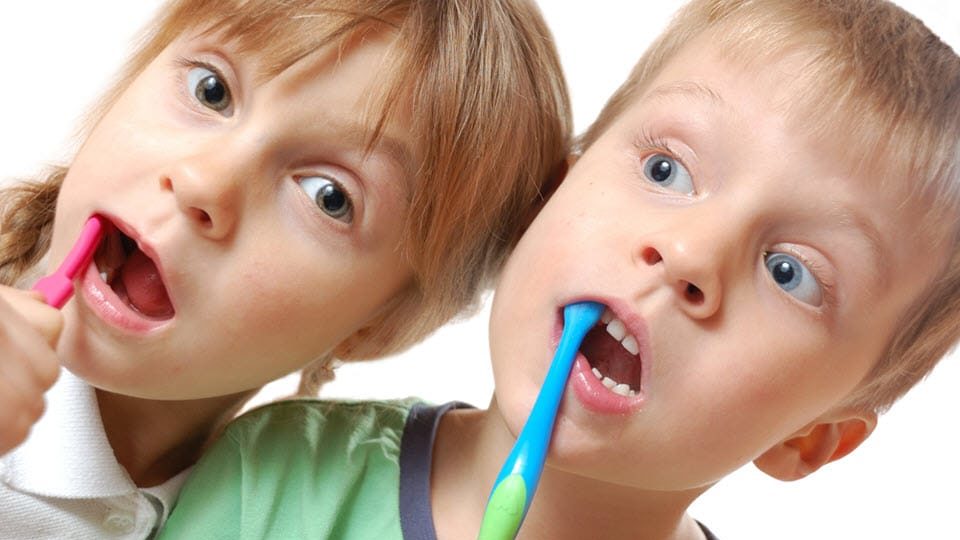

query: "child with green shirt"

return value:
[160, 0, 960, 538]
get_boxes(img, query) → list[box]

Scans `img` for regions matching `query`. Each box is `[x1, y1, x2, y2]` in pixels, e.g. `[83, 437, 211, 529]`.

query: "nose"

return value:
[160, 147, 248, 241]
[637, 231, 725, 321]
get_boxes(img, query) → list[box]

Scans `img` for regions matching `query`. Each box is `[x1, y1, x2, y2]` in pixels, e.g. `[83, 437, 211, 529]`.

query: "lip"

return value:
[553, 296, 649, 415]
[76, 214, 175, 334]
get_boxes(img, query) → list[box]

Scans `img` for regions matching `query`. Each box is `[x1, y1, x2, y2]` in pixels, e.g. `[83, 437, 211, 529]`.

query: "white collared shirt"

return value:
[0, 370, 190, 539]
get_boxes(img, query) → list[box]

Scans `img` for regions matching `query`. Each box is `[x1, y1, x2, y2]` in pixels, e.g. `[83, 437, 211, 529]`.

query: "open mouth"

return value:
[579, 308, 642, 397]
[93, 222, 175, 320]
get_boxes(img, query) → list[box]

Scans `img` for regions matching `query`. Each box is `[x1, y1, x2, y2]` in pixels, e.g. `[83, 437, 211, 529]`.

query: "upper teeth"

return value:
[588, 308, 641, 397]
[603, 309, 640, 356]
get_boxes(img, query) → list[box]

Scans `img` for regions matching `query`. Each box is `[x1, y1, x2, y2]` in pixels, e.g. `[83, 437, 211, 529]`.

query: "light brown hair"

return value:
[0, 0, 572, 391]
[579, 0, 960, 412]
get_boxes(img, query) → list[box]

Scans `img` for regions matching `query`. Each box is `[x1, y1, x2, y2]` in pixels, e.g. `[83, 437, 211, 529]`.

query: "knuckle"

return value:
[35, 309, 64, 346]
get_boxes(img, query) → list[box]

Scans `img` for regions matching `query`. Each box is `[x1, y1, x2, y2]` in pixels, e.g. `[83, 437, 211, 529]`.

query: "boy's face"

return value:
[489, 37, 943, 491]
[49, 28, 417, 399]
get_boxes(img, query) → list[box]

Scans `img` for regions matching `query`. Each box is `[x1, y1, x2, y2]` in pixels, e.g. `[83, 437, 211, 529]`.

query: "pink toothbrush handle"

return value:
[32, 216, 105, 309]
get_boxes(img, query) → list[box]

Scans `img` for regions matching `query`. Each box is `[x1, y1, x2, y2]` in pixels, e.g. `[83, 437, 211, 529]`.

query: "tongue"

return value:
[119, 250, 174, 318]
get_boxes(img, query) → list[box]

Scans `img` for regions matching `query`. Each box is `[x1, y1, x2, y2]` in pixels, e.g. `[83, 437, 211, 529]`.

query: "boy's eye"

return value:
[299, 176, 354, 223]
[764, 252, 822, 306]
[186, 66, 231, 112]
[643, 153, 693, 194]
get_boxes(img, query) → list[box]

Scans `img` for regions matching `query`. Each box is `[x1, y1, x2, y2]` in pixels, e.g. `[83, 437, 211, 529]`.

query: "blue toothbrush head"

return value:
[563, 301, 605, 337]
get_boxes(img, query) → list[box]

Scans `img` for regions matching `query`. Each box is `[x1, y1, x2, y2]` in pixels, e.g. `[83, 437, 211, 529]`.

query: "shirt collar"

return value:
[143, 467, 192, 522]
[0, 369, 190, 501]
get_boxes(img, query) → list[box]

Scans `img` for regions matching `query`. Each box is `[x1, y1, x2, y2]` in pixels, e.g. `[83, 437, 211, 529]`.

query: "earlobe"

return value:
[753, 409, 877, 481]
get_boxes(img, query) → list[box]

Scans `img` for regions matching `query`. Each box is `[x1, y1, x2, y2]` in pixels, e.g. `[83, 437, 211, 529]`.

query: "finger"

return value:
[0, 417, 29, 456]
[0, 292, 62, 390]
[0, 325, 60, 400]
[0, 378, 41, 455]
[0, 289, 64, 347]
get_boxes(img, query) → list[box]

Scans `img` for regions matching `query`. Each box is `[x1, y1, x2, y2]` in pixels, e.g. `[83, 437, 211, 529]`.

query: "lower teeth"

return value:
[591, 367, 637, 397]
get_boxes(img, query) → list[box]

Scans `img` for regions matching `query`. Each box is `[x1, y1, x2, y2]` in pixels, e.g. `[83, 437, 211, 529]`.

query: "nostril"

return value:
[684, 282, 704, 305]
[190, 208, 212, 227]
[641, 247, 662, 265]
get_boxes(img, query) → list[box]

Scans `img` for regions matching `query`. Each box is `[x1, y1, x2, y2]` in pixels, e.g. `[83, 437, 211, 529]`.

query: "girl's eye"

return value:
[642, 153, 694, 194]
[186, 66, 231, 112]
[299, 176, 354, 223]
[764, 252, 822, 306]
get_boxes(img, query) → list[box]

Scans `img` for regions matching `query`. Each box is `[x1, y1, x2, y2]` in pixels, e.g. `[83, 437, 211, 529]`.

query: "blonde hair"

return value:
[0, 0, 572, 392]
[580, 0, 960, 412]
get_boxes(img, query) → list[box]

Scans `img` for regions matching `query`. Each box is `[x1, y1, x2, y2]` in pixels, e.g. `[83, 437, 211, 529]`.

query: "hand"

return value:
[0, 286, 62, 455]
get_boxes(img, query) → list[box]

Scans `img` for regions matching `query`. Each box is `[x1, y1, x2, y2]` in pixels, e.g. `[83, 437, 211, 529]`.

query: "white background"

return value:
[1, 2, 958, 538]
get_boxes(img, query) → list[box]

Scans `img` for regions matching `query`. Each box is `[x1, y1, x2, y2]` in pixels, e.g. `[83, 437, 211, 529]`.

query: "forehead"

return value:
[649, 33, 934, 206]
[167, 10, 416, 150]
[194, 24, 416, 169]
[667, 28, 957, 231]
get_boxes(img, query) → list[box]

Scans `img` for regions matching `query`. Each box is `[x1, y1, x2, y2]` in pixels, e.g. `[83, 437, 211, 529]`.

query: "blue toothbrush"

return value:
[478, 301, 604, 540]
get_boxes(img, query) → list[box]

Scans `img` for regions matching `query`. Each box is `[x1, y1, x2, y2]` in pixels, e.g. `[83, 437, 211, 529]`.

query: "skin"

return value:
[0, 290, 61, 455]
[1, 28, 419, 484]
[431, 35, 946, 540]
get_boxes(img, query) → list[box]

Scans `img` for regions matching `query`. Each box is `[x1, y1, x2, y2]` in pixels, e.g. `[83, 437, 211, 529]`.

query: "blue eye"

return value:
[643, 153, 693, 194]
[186, 66, 231, 112]
[299, 176, 354, 223]
[764, 253, 822, 306]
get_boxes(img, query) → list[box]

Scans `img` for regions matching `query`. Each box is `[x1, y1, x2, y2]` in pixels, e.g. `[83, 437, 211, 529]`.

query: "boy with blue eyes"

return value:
[160, 1, 960, 538]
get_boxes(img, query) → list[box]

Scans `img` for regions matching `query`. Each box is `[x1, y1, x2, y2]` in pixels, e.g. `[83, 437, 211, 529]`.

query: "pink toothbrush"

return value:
[32, 216, 106, 309]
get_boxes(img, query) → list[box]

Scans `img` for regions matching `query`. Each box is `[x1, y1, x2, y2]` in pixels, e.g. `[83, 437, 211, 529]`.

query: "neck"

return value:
[431, 399, 707, 540]
[96, 388, 255, 487]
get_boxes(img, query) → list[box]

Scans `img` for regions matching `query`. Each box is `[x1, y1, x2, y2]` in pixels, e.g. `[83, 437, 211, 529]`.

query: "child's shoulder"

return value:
[237, 396, 424, 422]
[221, 397, 426, 456]
[166, 398, 433, 539]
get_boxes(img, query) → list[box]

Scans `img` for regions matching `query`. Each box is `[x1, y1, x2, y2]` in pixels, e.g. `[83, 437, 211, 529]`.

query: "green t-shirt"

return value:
[158, 398, 432, 539]
[159, 398, 720, 540]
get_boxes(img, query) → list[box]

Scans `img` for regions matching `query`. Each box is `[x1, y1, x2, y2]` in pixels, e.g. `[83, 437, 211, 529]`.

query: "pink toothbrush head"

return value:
[32, 216, 106, 309]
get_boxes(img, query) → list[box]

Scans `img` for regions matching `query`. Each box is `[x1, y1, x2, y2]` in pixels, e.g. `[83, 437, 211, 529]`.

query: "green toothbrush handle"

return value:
[477, 474, 527, 540]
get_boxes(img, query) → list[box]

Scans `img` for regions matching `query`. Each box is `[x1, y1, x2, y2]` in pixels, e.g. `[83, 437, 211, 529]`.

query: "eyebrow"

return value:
[325, 120, 417, 204]
[339, 122, 415, 177]
[643, 81, 727, 107]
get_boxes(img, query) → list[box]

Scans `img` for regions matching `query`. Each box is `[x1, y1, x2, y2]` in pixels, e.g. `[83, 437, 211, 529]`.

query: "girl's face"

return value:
[488, 40, 944, 491]
[50, 29, 417, 399]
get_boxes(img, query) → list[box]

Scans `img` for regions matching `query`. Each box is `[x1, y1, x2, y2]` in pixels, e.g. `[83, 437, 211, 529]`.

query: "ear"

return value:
[753, 408, 877, 481]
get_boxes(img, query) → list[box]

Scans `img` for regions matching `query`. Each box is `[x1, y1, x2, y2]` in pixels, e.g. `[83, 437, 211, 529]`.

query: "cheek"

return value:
[198, 278, 351, 383]
[719, 336, 848, 435]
